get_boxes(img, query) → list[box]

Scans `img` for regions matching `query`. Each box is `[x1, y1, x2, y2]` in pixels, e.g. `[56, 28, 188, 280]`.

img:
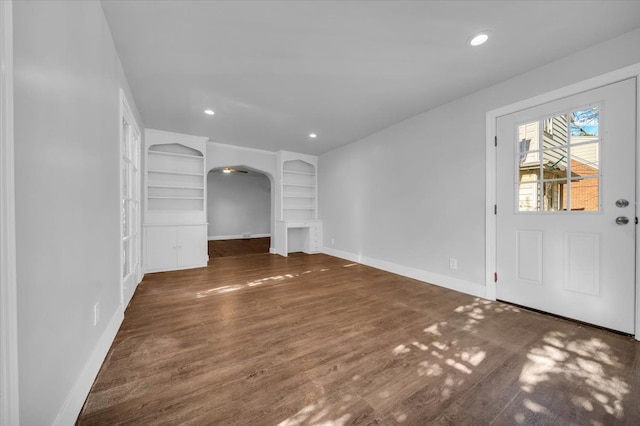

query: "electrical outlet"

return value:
[449, 258, 458, 270]
[93, 302, 100, 326]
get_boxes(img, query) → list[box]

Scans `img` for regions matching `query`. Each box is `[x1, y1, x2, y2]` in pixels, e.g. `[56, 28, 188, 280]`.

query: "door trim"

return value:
[485, 63, 640, 340]
[0, 0, 20, 423]
[119, 89, 142, 307]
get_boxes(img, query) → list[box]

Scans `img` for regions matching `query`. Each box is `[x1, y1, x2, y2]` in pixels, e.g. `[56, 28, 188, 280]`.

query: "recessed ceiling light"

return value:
[469, 32, 489, 47]
[309, 133, 317, 139]
[204, 109, 215, 115]
[222, 168, 231, 173]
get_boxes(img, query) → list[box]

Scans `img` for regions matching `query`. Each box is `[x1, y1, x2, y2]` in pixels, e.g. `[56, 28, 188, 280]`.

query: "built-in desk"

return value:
[274, 220, 322, 256]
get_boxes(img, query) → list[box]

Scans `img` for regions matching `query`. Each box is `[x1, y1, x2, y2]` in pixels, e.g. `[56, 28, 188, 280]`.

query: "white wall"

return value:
[13, 1, 142, 424]
[207, 171, 271, 238]
[319, 28, 640, 296]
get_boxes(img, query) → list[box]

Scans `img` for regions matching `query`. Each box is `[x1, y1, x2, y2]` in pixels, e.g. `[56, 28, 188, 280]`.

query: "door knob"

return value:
[615, 216, 629, 225]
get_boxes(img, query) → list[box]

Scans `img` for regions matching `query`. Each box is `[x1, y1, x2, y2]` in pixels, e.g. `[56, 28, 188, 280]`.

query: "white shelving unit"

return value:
[282, 158, 317, 221]
[276, 151, 322, 256]
[144, 129, 208, 273]
[146, 145, 205, 211]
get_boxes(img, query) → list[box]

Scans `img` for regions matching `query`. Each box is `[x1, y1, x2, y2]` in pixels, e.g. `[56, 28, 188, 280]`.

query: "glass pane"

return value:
[569, 177, 599, 211]
[569, 143, 599, 178]
[121, 119, 127, 159]
[542, 148, 568, 180]
[542, 180, 566, 211]
[122, 200, 130, 237]
[570, 107, 599, 139]
[542, 114, 568, 149]
[123, 123, 132, 160]
[518, 182, 539, 212]
[518, 121, 539, 166]
[121, 165, 128, 197]
[123, 241, 130, 278]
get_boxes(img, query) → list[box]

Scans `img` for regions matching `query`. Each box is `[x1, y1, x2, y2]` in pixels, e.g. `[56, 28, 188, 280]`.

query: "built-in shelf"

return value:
[148, 196, 204, 200]
[147, 150, 205, 160]
[146, 143, 205, 212]
[148, 184, 204, 190]
[281, 156, 317, 222]
[283, 183, 315, 188]
[284, 193, 316, 198]
[284, 170, 315, 176]
[144, 130, 209, 274]
[147, 169, 203, 177]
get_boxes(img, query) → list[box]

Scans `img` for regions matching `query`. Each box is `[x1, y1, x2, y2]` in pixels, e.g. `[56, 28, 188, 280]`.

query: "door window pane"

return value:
[569, 178, 599, 211]
[543, 114, 568, 149]
[570, 107, 599, 138]
[542, 148, 568, 180]
[518, 182, 539, 212]
[542, 180, 565, 211]
[570, 143, 599, 178]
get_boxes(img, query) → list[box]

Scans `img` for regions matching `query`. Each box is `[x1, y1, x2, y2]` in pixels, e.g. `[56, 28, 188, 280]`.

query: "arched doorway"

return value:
[207, 166, 272, 258]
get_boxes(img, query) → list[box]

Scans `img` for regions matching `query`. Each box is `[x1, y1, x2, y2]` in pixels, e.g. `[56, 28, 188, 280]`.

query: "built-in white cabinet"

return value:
[144, 129, 208, 272]
[147, 148, 205, 212]
[275, 151, 322, 256]
[275, 220, 322, 256]
[144, 225, 207, 273]
[304, 221, 322, 253]
[282, 159, 317, 221]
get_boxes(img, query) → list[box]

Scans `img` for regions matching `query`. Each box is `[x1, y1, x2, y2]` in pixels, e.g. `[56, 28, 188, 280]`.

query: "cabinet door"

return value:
[177, 226, 207, 268]
[145, 227, 177, 272]
[304, 222, 322, 254]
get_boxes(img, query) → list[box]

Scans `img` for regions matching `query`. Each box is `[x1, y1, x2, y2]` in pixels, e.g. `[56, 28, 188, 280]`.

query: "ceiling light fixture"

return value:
[469, 32, 489, 47]
[309, 133, 317, 139]
[222, 168, 231, 173]
[204, 109, 215, 115]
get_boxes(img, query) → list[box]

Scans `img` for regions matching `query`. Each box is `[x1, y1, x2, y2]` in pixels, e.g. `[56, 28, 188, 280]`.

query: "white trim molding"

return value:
[52, 306, 124, 426]
[0, 1, 20, 424]
[323, 247, 486, 299]
[485, 62, 640, 340]
[208, 233, 271, 241]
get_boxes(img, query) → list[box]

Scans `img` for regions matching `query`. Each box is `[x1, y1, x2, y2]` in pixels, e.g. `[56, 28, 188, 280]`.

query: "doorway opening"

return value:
[207, 166, 272, 258]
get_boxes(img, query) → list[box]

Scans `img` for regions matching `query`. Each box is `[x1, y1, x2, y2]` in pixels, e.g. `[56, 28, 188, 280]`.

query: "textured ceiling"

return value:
[101, 1, 640, 155]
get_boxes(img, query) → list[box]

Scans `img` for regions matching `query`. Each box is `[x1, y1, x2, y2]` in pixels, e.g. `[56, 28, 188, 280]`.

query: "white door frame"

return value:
[0, 0, 20, 423]
[120, 89, 142, 306]
[486, 63, 640, 340]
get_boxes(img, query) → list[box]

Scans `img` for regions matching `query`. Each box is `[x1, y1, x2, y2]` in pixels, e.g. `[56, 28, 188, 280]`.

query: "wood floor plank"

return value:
[208, 237, 270, 258]
[77, 253, 640, 425]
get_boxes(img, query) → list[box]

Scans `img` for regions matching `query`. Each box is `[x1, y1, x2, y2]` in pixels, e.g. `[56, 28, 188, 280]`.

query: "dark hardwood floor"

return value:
[208, 237, 270, 258]
[77, 253, 640, 425]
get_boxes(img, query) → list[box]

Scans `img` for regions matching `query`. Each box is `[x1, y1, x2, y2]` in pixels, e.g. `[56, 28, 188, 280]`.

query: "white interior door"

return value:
[496, 78, 636, 334]
[121, 94, 141, 307]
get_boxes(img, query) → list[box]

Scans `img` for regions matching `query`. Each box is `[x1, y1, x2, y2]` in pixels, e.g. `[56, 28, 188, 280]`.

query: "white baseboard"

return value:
[53, 305, 125, 426]
[208, 233, 271, 241]
[322, 247, 486, 299]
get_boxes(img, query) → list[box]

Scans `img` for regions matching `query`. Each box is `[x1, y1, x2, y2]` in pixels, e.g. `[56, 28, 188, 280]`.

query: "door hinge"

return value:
[494, 204, 497, 215]
[494, 135, 497, 147]
[636, 217, 638, 225]
[494, 272, 498, 282]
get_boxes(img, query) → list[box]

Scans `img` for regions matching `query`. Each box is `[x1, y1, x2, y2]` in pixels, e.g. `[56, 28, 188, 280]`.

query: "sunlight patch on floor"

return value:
[276, 399, 352, 426]
[518, 330, 630, 421]
[196, 269, 329, 298]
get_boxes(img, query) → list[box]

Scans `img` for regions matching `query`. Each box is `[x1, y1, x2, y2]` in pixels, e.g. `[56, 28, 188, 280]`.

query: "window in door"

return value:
[516, 106, 600, 212]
